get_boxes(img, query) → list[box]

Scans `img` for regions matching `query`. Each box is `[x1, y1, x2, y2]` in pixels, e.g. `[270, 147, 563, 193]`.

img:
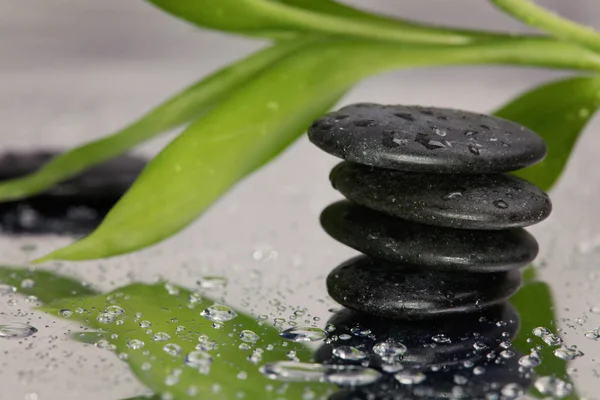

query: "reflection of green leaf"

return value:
[0, 266, 97, 303]
[511, 280, 577, 399]
[36, 39, 600, 261]
[41, 283, 333, 399]
[0, 40, 310, 202]
[495, 76, 600, 191]
[147, 0, 512, 44]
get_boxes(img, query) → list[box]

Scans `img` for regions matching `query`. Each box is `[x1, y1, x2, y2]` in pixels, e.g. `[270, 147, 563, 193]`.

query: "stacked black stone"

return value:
[308, 103, 551, 320]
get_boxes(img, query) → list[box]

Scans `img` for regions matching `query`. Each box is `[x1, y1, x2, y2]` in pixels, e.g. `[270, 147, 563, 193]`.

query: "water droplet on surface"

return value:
[434, 127, 447, 137]
[473, 342, 487, 351]
[473, 366, 485, 375]
[260, 362, 381, 386]
[59, 309, 72, 318]
[163, 343, 182, 356]
[20, 279, 35, 288]
[139, 320, 152, 328]
[201, 304, 238, 322]
[464, 130, 477, 136]
[0, 284, 16, 295]
[280, 326, 327, 342]
[493, 200, 508, 209]
[468, 145, 481, 155]
[127, 339, 145, 350]
[501, 383, 524, 399]
[554, 346, 584, 360]
[185, 351, 213, 373]
[332, 346, 367, 361]
[106, 305, 125, 316]
[431, 334, 452, 344]
[197, 276, 228, 290]
[373, 341, 407, 361]
[443, 192, 463, 200]
[0, 323, 37, 338]
[518, 352, 541, 368]
[533, 327, 563, 346]
[584, 329, 600, 340]
[534, 376, 573, 398]
[152, 332, 171, 342]
[339, 334, 352, 340]
[97, 312, 117, 324]
[350, 325, 371, 337]
[240, 330, 259, 343]
[394, 371, 426, 385]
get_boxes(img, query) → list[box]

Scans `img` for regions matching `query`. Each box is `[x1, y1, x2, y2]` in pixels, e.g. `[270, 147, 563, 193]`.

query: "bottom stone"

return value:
[326, 256, 521, 319]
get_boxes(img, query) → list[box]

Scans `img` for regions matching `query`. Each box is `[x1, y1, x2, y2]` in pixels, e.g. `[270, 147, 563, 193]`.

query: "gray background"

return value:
[2, 1, 600, 399]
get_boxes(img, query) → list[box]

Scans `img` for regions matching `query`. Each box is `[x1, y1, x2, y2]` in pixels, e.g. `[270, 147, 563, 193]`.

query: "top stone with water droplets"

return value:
[308, 103, 547, 174]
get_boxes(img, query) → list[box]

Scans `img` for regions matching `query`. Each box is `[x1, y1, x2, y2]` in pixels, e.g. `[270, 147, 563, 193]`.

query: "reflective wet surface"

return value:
[3, 1, 600, 399]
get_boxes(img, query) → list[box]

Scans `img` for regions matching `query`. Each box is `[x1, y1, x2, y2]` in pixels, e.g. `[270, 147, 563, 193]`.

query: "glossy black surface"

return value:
[316, 304, 519, 369]
[308, 103, 547, 174]
[326, 255, 522, 319]
[330, 162, 551, 230]
[0, 151, 146, 235]
[321, 201, 538, 272]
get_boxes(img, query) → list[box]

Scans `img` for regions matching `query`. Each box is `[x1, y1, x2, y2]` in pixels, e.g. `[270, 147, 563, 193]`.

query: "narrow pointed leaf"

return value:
[40, 283, 334, 399]
[0, 40, 310, 202]
[0, 266, 97, 303]
[38, 39, 600, 261]
[495, 76, 600, 191]
[147, 0, 508, 45]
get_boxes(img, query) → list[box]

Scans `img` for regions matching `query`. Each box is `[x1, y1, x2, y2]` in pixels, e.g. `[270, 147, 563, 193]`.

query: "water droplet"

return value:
[185, 351, 213, 373]
[350, 325, 371, 337]
[468, 145, 481, 155]
[442, 192, 463, 200]
[0, 323, 37, 338]
[240, 330, 259, 343]
[464, 130, 477, 136]
[473, 366, 485, 375]
[373, 341, 407, 362]
[394, 371, 426, 385]
[260, 362, 381, 386]
[0, 284, 16, 296]
[339, 334, 352, 340]
[434, 127, 447, 137]
[500, 349, 515, 359]
[59, 309, 72, 318]
[473, 342, 487, 351]
[584, 329, 600, 340]
[534, 376, 573, 398]
[139, 320, 152, 328]
[201, 304, 237, 322]
[332, 346, 367, 361]
[501, 383, 524, 399]
[97, 312, 117, 324]
[197, 276, 228, 290]
[431, 334, 452, 344]
[20, 279, 35, 289]
[493, 200, 508, 209]
[239, 343, 251, 350]
[280, 326, 327, 342]
[454, 374, 468, 385]
[518, 352, 541, 367]
[152, 332, 171, 342]
[533, 327, 563, 346]
[106, 305, 125, 316]
[127, 339, 145, 350]
[553, 346, 584, 360]
[163, 343, 182, 356]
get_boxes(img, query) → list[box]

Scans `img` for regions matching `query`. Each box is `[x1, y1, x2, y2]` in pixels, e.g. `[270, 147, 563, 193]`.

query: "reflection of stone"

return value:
[0, 151, 146, 235]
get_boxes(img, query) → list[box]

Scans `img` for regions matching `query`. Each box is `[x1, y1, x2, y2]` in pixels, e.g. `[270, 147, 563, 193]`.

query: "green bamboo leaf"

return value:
[35, 39, 600, 262]
[147, 0, 509, 45]
[510, 280, 577, 399]
[494, 76, 600, 191]
[0, 266, 97, 303]
[0, 40, 310, 202]
[40, 283, 334, 399]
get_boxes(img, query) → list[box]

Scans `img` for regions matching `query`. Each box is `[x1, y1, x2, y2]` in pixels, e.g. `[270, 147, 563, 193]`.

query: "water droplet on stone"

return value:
[332, 346, 367, 361]
[339, 334, 352, 340]
[443, 192, 463, 200]
[584, 329, 600, 340]
[494, 200, 508, 209]
[163, 343, 182, 356]
[280, 326, 327, 342]
[201, 304, 237, 322]
[350, 325, 371, 337]
[0, 323, 37, 338]
[373, 341, 407, 360]
[260, 362, 381, 386]
[468, 145, 481, 155]
[431, 334, 452, 344]
[395, 371, 426, 385]
[501, 383, 524, 399]
[152, 332, 171, 342]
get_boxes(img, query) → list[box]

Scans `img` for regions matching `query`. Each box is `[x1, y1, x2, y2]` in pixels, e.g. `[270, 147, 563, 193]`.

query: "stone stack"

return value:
[308, 103, 551, 320]
[308, 103, 550, 397]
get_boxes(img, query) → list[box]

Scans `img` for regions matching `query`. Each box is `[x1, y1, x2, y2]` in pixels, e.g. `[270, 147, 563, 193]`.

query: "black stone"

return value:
[315, 304, 519, 369]
[321, 201, 538, 272]
[308, 103, 547, 174]
[330, 162, 551, 230]
[326, 256, 522, 319]
[0, 151, 146, 235]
